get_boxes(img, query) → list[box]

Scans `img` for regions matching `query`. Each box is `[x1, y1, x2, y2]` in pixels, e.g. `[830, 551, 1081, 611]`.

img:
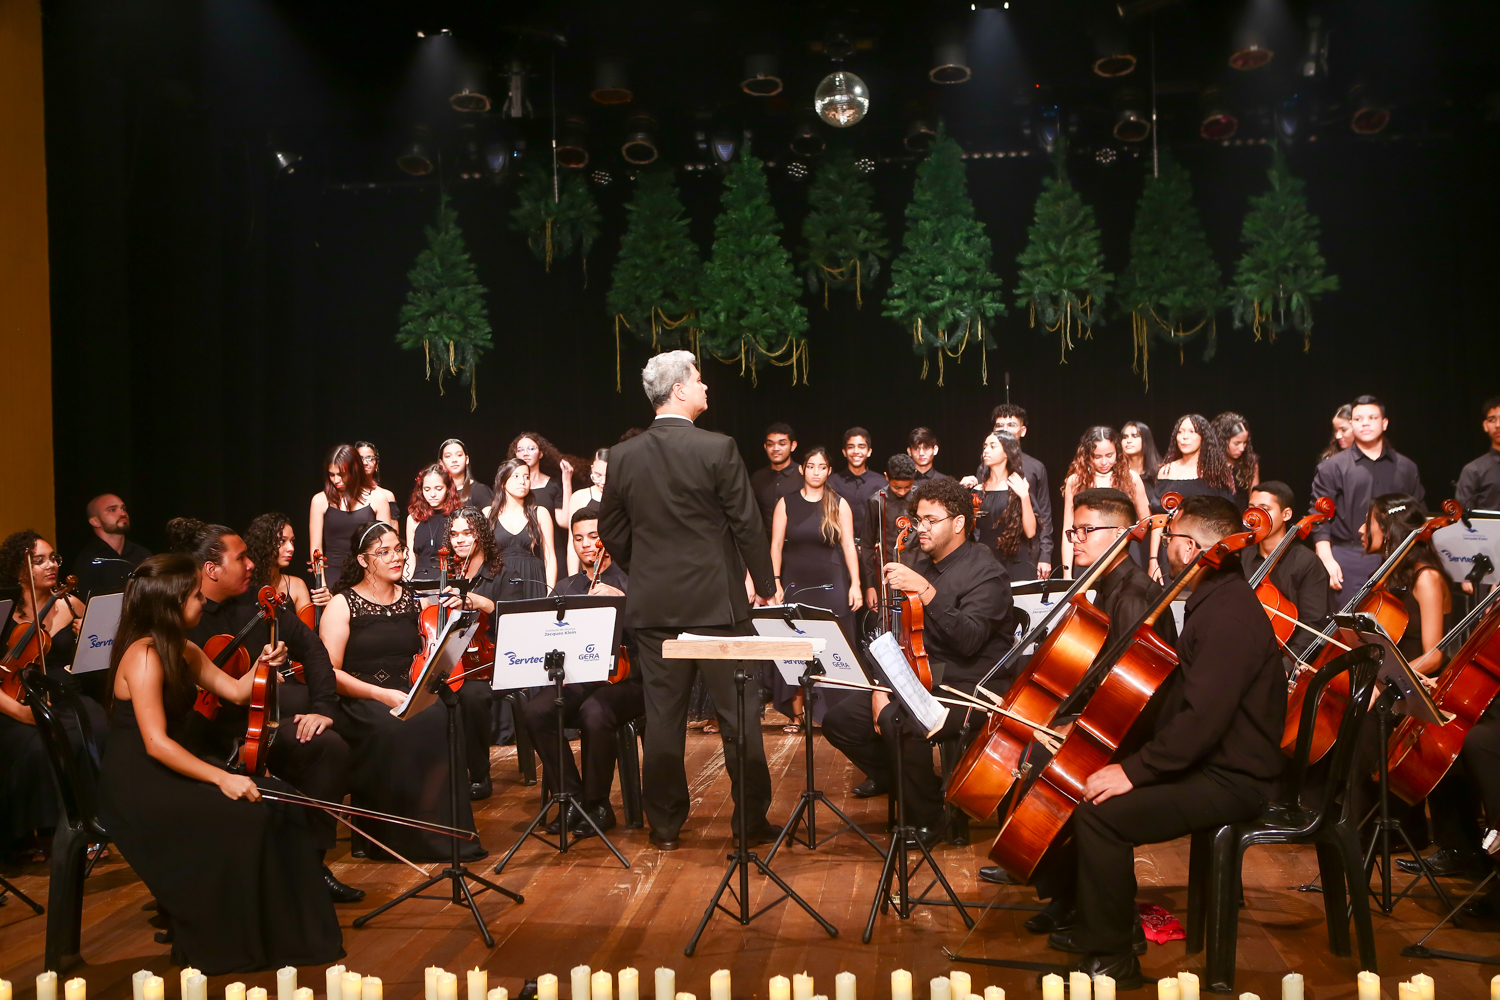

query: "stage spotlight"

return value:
[741, 54, 783, 96]
[450, 57, 491, 113]
[621, 114, 660, 165]
[790, 118, 827, 156]
[786, 161, 808, 181]
[1036, 104, 1060, 152]
[1229, 27, 1274, 70]
[1096, 146, 1118, 165]
[710, 128, 743, 164]
[396, 127, 434, 176]
[500, 59, 531, 118]
[591, 59, 633, 105]
[1199, 88, 1238, 140]
[1274, 97, 1300, 140]
[929, 43, 972, 84]
[904, 119, 937, 152]
[1349, 88, 1390, 135]
[1112, 89, 1150, 142]
[592, 169, 613, 186]
[272, 150, 301, 176]
[556, 116, 590, 168]
[1091, 22, 1137, 77]
[814, 70, 870, 128]
[855, 157, 875, 174]
[1301, 15, 1327, 78]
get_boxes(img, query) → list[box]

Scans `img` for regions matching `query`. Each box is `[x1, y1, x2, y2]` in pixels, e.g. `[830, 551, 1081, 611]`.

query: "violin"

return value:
[196, 586, 285, 719]
[442, 547, 493, 692]
[988, 506, 1269, 882]
[587, 542, 632, 684]
[945, 498, 1179, 822]
[410, 546, 450, 686]
[1385, 581, 1500, 805]
[1281, 499, 1463, 763]
[1, 575, 79, 702]
[1250, 497, 1335, 649]
[241, 588, 281, 775]
[305, 550, 327, 629]
[890, 515, 933, 691]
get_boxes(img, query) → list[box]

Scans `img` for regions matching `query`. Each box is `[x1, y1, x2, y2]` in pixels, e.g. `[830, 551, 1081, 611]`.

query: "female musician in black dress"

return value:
[485, 458, 555, 597]
[244, 514, 314, 624]
[1319, 404, 1355, 462]
[769, 446, 862, 729]
[99, 553, 343, 974]
[355, 440, 399, 514]
[509, 432, 574, 578]
[310, 443, 393, 604]
[404, 463, 458, 581]
[319, 522, 484, 862]
[971, 431, 1039, 583]
[440, 505, 506, 798]
[1212, 411, 1261, 503]
[1153, 414, 1236, 580]
[441, 437, 494, 510]
[1058, 427, 1151, 576]
[1363, 494, 1451, 675]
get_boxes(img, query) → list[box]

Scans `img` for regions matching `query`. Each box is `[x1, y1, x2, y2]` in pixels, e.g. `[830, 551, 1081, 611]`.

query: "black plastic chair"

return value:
[1184, 644, 1384, 994]
[616, 715, 646, 829]
[500, 689, 538, 785]
[21, 669, 110, 973]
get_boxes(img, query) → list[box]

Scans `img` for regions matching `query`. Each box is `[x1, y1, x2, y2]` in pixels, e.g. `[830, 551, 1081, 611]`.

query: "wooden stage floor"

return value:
[3, 728, 1497, 999]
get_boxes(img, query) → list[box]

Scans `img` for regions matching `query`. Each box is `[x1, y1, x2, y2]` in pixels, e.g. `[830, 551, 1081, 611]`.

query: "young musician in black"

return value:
[1455, 395, 1500, 515]
[1241, 481, 1330, 658]
[823, 478, 1013, 843]
[993, 404, 1056, 579]
[520, 504, 643, 837]
[859, 454, 918, 614]
[751, 422, 802, 532]
[70, 493, 151, 598]
[830, 427, 884, 544]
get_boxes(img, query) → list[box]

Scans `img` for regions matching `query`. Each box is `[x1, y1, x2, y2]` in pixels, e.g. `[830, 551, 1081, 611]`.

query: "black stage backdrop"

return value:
[42, 0, 1500, 563]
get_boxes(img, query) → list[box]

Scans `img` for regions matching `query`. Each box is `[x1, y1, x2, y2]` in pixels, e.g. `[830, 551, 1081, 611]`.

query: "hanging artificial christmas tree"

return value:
[396, 192, 492, 410]
[1014, 138, 1113, 363]
[510, 167, 601, 277]
[883, 123, 1005, 385]
[1231, 145, 1338, 349]
[799, 149, 887, 308]
[698, 148, 810, 385]
[1117, 151, 1224, 388]
[605, 167, 703, 388]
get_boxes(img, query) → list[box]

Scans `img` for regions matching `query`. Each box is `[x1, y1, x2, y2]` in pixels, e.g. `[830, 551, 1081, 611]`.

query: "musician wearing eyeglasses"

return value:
[823, 478, 1013, 847]
[1242, 482, 1330, 658]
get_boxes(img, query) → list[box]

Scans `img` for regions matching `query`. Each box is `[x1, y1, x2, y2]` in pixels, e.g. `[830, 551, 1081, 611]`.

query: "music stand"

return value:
[750, 605, 883, 861]
[666, 635, 839, 956]
[490, 593, 630, 874]
[353, 612, 523, 947]
[1403, 830, 1500, 967]
[69, 594, 122, 676]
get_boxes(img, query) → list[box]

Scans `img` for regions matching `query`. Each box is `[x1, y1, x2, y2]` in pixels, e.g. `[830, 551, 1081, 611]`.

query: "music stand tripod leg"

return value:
[0, 874, 43, 914]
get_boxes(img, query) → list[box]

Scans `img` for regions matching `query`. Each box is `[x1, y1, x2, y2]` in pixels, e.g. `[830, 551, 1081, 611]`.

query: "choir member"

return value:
[1058, 427, 1150, 578]
[485, 457, 556, 597]
[404, 462, 458, 581]
[1118, 421, 1161, 489]
[1212, 411, 1261, 502]
[439, 437, 494, 509]
[991, 404, 1055, 578]
[244, 513, 314, 621]
[1155, 415, 1236, 581]
[509, 431, 574, 576]
[565, 447, 610, 574]
[1317, 403, 1355, 462]
[354, 440, 398, 512]
[70, 493, 150, 598]
[309, 443, 394, 602]
[969, 430, 1038, 582]
[751, 422, 802, 531]
[830, 427, 884, 544]
[1455, 395, 1500, 513]
[906, 426, 948, 481]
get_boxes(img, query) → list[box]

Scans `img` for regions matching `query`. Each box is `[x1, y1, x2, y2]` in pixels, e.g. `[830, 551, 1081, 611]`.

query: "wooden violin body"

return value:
[195, 586, 283, 719]
[891, 516, 933, 691]
[1251, 497, 1335, 649]
[1, 575, 79, 701]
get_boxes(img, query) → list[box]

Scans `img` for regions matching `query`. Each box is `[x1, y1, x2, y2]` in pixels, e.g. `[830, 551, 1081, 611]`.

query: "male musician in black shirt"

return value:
[829, 427, 884, 544]
[824, 478, 1013, 842]
[1455, 396, 1500, 514]
[750, 422, 801, 533]
[175, 519, 361, 903]
[859, 454, 917, 610]
[1056, 495, 1285, 988]
[906, 427, 950, 482]
[993, 404, 1056, 579]
[521, 504, 643, 837]
[70, 494, 151, 599]
[1242, 481, 1329, 658]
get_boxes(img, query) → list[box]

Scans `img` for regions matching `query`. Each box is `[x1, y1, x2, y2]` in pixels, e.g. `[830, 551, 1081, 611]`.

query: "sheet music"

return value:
[71, 593, 123, 674]
[393, 614, 478, 720]
[868, 632, 949, 737]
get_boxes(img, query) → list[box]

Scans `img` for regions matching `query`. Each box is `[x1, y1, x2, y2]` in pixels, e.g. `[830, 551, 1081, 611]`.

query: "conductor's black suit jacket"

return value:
[599, 415, 776, 629]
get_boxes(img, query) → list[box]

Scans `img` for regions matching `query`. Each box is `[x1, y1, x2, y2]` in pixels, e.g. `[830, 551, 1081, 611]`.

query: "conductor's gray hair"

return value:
[642, 350, 697, 408]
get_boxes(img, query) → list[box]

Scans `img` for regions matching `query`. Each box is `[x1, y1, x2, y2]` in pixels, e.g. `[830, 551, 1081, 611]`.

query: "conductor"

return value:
[599, 350, 779, 851]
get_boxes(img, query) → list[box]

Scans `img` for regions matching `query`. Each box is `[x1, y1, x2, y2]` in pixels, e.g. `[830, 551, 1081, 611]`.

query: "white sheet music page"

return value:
[868, 632, 949, 736]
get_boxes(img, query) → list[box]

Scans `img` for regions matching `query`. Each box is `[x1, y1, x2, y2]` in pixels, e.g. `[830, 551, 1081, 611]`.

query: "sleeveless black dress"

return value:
[333, 586, 485, 862]
[974, 487, 1034, 583]
[492, 516, 547, 600]
[773, 492, 854, 724]
[323, 504, 377, 588]
[411, 515, 447, 582]
[98, 697, 343, 973]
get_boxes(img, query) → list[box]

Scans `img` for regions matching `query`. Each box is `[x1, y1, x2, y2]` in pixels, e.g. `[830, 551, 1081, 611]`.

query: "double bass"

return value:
[1280, 499, 1463, 763]
[945, 499, 1179, 821]
[195, 586, 286, 719]
[1249, 497, 1335, 649]
[988, 506, 1269, 881]
[1, 575, 79, 701]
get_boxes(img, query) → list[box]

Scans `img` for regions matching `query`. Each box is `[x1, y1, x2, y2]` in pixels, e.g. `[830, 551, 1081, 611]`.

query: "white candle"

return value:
[1357, 972, 1380, 1000]
[619, 971, 639, 1000]
[248, 989, 267, 1000]
[1069, 973, 1091, 1000]
[223, 984, 244, 1000]
[1177, 973, 1198, 1000]
[439, 973, 458, 1000]
[1492, 975, 1500, 1000]
[2, 982, 12, 1000]
[178, 970, 199, 1000]
[1410, 974, 1434, 1000]
[295, 990, 313, 1000]
[948, 974, 969, 1000]
[929, 979, 950, 1000]
[1280, 974, 1302, 1000]
[342, 972, 363, 1000]
[674, 994, 695, 1000]
[65, 978, 86, 1000]
[984, 990, 1004, 1000]
[327, 968, 346, 1000]
[470, 971, 489, 1000]
[1093, 977, 1113, 1000]
[794, 975, 814, 1000]
[141, 979, 163, 1000]
[1240, 995, 1260, 1000]
[427, 970, 444, 1000]
[1040, 975, 1063, 1000]
[539, 976, 559, 1000]
[596, 973, 616, 1000]
[278, 969, 298, 1000]
[362, 979, 383, 1000]
[835, 974, 855, 1000]
[770, 977, 791, 1000]
[188, 976, 208, 1000]
[133, 971, 153, 1000]
[708, 973, 729, 1000]
[489, 992, 509, 1000]
[891, 972, 913, 1000]
[1156, 979, 1178, 1000]
[652, 972, 672, 1000]
[1398, 985, 1418, 1000]
[573, 968, 592, 1000]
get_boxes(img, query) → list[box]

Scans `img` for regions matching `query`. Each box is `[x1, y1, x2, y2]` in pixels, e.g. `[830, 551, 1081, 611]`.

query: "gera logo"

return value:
[577, 642, 601, 661]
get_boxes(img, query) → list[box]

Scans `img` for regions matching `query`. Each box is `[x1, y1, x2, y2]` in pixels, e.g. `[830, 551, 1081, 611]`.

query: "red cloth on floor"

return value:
[1139, 902, 1185, 944]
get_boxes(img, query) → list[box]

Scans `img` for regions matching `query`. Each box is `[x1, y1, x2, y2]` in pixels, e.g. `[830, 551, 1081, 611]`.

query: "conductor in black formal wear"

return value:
[599, 350, 779, 851]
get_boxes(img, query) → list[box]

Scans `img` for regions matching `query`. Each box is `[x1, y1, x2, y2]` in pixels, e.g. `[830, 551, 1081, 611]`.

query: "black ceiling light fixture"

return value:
[396, 125, 434, 175]
[499, 59, 531, 118]
[272, 150, 302, 175]
[556, 115, 590, 168]
[904, 118, 938, 152]
[1300, 15, 1327, 78]
[1199, 87, 1239, 140]
[590, 59, 632, 105]
[929, 42, 972, 84]
[1348, 85, 1390, 134]
[450, 55, 491, 112]
[621, 113, 660, 165]
[789, 117, 827, 156]
[1091, 20, 1137, 77]
[1229, 25, 1274, 70]
[741, 54, 783, 96]
[1112, 88, 1151, 141]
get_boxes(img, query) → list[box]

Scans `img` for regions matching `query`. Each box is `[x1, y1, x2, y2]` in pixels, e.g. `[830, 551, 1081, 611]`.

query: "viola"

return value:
[987, 506, 1269, 882]
[1, 575, 79, 702]
[945, 498, 1180, 822]
[890, 515, 933, 691]
[410, 547, 452, 687]
[241, 588, 282, 775]
[1385, 583, 1500, 805]
[196, 586, 285, 719]
[1250, 497, 1336, 649]
[1281, 499, 1463, 763]
[306, 550, 327, 629]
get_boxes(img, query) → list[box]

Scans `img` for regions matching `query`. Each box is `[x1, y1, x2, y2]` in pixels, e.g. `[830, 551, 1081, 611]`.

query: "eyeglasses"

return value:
[1064, 524, 1124, 543]
[30, 552, 62, 566]
[1161, 530, 1201, 550]
[911, 514, 952, 530]
[370, 545, 408, 562]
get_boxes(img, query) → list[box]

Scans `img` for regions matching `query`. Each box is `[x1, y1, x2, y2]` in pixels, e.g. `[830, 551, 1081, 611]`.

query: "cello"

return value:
[1280, 499, 1463, 763]
[241, 587, 282, 774]
[945, 499, 1179, 821]
[1, 575, 79, 701]
[988, 506, 1269, 881]
[195, 586, 286, 719]
[1249, 497, 1336, 650]
[1385, 582, 1500, 805]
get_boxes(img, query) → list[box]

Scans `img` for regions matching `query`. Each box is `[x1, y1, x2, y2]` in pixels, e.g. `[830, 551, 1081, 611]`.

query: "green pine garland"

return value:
[1118, 151, 1224, 388]
[606, 167, 704, 389]
[799, 150, 887, 309]
[1231, 145, 1338, 350]
[396, 192, 492, 410]
[510, 167, 601, 277]
[698, 148, 810, 385]
[1015, 138, 1113, 363]
[883, 123, 1006, 385]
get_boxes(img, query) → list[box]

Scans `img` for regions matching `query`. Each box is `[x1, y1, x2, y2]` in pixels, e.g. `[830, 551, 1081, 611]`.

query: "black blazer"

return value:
[599, 416, 775, 629]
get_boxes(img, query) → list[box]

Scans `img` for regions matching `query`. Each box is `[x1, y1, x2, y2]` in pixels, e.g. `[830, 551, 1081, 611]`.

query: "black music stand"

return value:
[680, 638, 838, 956]
[353, 613, 523, 947]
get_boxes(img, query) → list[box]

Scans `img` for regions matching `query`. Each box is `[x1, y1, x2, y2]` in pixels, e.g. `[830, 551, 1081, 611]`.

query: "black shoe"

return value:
[902, 825, 944, 850]
[1043, 953, 1143, 992]
[648, 830, 680, 852]
[544, 804, 585, 836]
[852, 777, 889, 798]
[978, 865, 1018, 885]
[1395, 849, 1487, 878]
[569, 805, 617, 840]
[740, 822, 779, 847]
[469, 776, 493, 801]
[323, 865, 366, 903]
[1024, 897, 1075, 934]
[1049, 920, 1146, 956]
